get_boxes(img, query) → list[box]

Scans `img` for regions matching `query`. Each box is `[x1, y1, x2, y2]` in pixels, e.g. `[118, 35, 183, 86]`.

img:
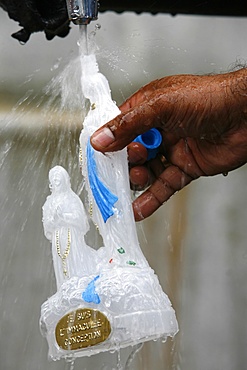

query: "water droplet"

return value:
[51, 58, 62, 71]
[65, 356, 75, 370]
[105, 299, 111, 308]
[161, 335, 167, 343]
[89, 30, 96, 39]
[95, 23, 101, 30]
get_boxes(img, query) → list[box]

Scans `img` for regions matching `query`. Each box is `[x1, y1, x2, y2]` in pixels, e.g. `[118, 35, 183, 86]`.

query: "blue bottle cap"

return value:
[133, 128, 162, 160]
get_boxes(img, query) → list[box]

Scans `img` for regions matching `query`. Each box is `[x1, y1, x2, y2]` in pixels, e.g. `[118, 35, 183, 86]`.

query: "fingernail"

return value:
[91, 127, 115, 148]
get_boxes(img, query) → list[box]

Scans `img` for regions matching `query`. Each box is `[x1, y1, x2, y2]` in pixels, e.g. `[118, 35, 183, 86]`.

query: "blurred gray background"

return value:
[0, 8, 247, 370]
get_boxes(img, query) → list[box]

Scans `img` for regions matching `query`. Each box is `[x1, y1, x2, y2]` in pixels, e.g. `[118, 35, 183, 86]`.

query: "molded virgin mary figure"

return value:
[42, 165, 95, 288]
[40, 55, 178, 361]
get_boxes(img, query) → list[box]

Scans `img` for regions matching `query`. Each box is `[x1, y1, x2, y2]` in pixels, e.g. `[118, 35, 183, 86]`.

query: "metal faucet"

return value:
[66, 0, 99, 25]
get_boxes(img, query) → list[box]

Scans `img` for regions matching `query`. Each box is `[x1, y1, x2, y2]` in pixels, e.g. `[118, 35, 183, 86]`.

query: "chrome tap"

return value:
[66, 0, 99, 25]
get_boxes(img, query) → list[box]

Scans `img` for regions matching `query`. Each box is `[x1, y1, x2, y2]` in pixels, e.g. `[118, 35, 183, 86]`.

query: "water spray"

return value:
[40, 1, 178, 362]
[40, 53, 178, 361]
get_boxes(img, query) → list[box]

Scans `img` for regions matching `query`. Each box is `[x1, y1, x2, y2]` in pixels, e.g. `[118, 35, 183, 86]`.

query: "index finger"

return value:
[119, 80, 160, 112]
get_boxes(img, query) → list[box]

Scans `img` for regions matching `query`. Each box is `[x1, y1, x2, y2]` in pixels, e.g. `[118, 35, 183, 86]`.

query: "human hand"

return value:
[91, 68, 247, 221]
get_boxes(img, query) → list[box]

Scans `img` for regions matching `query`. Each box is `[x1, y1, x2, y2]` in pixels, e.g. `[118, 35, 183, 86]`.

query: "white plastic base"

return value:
[40, 266, 178, 360]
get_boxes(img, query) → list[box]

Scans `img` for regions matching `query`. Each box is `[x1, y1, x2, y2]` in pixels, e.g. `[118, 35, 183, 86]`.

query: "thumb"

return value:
[90, 101, 161, 153]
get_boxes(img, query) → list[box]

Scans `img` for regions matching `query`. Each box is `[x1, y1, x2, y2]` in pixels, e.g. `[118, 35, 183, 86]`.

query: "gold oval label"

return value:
[55, 308, 111, 350]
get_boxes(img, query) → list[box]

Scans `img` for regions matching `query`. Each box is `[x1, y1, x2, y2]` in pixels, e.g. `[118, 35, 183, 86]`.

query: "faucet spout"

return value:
[66, 0, 99, 25]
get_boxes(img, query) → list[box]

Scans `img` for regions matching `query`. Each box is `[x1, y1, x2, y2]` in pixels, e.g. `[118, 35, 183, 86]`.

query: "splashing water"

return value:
[0, 33, 94, 370]
[38, 25, 178, 367]
[0, 23, 178, 370]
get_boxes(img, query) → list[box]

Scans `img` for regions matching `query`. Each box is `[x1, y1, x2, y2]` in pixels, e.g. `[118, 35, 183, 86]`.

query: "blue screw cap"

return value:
[133, 128, 162, 160]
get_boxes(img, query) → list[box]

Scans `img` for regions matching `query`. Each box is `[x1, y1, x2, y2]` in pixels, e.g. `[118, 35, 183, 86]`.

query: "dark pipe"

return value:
[100, 1, 247, 17]
[0, 0, 246, 43]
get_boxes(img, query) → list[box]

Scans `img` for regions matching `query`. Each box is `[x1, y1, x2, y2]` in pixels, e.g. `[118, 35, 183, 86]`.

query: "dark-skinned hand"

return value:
[91, 68, 247, 221]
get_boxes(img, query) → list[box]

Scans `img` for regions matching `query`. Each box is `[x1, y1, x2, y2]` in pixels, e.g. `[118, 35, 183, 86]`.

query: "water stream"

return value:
[1, 11, 247, 370]
[0, 24, 154, 370]
[39, 23, 178, 368]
